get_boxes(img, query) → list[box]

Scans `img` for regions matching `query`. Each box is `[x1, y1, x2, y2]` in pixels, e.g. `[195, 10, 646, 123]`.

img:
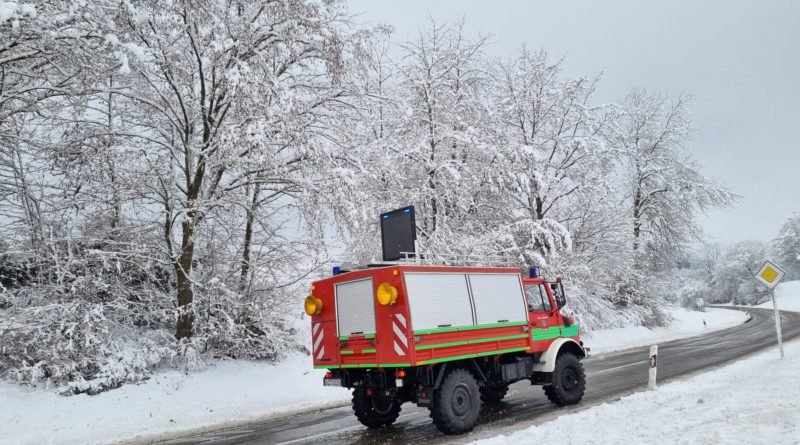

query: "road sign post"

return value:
[771, 288, 784, 359]
[755, 260, 786, 359]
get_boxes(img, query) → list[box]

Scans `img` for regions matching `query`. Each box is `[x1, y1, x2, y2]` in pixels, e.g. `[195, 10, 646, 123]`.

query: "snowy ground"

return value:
[582, 306, 748, 354]
[756, 280, 800, 312]
[472, 338, 800, 445]
[0, 355, 349, 445]
[0, 307, 747, 445]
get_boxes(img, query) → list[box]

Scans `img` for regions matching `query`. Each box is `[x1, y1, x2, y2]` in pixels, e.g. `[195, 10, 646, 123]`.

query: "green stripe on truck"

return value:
[413, 326, 460, 335]
[416, 334, 529, 351]
[416, 347, 529, 365]
[469, 333, 529, 343]
[458, 321, 528, 331]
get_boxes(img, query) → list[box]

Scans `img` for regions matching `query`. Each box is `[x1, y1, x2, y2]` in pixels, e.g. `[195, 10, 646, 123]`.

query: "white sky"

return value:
[349, 0, 800, 245]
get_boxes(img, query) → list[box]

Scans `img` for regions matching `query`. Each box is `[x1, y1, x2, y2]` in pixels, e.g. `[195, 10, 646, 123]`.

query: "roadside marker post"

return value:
[648, 345, 658, 390]
[755, 260, 786, 359]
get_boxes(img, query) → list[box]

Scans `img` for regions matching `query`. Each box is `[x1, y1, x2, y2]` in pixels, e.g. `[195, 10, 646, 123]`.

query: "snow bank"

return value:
[756, 280, 800, 312]
[0, 354, 350, 445]
[582, 306, 747, 353]
[472, 339, 800, 445]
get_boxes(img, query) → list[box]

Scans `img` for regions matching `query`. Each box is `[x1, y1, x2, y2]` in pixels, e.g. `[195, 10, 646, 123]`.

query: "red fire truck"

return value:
[304, 263, 587, 434]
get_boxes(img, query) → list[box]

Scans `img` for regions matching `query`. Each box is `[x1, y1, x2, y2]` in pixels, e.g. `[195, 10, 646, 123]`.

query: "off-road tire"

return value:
[352, 388, 402, 428]
[543, 353, 586, 406]
[480, 384, 509, 404]
[429, 368, 481, 434]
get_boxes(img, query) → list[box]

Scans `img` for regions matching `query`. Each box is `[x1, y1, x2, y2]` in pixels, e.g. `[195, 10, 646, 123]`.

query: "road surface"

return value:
[158, 307, 800, 445]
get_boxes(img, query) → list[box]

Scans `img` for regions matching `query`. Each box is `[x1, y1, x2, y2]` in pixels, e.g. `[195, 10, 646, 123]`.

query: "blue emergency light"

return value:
[332, 266, 341, 275]
[529, 266, 539, 278]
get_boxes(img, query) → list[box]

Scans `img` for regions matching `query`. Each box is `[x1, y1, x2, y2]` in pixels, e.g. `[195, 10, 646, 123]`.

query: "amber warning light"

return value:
[304, 295, 323, 316]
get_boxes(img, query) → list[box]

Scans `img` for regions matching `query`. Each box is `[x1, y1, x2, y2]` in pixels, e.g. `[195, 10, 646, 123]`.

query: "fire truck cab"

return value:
[305, 264, 586, 434]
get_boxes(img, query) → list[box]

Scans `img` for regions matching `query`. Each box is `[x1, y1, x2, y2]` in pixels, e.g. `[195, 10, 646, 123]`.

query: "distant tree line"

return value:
[679, 213, 800, 308]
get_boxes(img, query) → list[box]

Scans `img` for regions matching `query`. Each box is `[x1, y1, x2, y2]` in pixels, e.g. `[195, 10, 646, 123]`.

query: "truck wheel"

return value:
[480, 384, 509, 404]
[352, 388, 401, 428]
[429, 368, 481, 434]
[543, 353, 585, 406]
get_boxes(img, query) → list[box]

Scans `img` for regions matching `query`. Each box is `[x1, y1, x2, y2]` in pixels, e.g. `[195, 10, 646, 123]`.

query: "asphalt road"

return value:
[158, 307, 800, 445]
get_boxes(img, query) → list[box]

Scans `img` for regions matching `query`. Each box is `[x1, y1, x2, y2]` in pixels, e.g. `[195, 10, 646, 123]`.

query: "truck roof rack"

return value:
[397, 252, 520, 268]
[331, 253, 521, 276]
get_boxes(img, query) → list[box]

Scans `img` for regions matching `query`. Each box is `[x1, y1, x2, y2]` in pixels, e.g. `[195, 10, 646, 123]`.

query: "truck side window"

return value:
[539, 285, 552, 311]
[525, 285, 552, 312]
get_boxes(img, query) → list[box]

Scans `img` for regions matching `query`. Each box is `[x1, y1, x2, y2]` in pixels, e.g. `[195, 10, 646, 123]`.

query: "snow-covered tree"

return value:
[611, 90, 739, 266]
[0, 1, 112, 245]
[105, 0, 352, 339]
[488, 48, 609, 266]
[334, 18, 496, 261]
[0, 6, 745, 391]
[771, 212, 800, 279]
[712, 240, 769, 304]
[0, 0, 361, 392]
[392, 18, 492, 251]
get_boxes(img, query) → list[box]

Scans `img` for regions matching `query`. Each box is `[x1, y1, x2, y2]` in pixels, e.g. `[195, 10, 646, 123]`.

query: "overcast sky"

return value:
[349, 0, 800, 245]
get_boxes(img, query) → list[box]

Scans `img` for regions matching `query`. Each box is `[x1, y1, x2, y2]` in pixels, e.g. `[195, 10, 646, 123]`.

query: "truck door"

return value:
[523, 281, 560, 334]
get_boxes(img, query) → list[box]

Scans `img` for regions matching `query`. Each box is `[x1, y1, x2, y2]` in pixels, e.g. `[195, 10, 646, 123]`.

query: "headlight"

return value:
[304, 295, 323, 316]
[376, 282, 398, 305]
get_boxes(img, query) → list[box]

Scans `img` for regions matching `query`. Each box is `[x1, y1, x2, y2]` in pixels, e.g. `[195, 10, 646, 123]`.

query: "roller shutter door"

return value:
[404, 272, 474, 331]
[468, 273, 528, 325]
[335, 278, 376, 336]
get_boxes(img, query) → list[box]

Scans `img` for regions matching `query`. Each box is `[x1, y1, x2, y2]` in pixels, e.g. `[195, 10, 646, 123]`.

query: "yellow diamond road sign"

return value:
[755, 260, 785, 289]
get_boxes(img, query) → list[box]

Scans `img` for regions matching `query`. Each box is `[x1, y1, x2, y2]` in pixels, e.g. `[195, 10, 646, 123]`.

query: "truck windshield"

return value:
[524, 284, 552, 312]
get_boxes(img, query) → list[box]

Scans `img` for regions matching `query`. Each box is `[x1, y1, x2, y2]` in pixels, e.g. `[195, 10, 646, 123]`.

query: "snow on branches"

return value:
[1, 8, 740, 392]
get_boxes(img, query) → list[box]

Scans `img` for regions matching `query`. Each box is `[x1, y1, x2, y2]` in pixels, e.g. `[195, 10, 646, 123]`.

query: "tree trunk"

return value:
[12, 150, 43, 247]
[175, 216, 196, 339]
[106, 76, 121, 231]
[240, 182, 260, 292]
[632, 186, 642, 251]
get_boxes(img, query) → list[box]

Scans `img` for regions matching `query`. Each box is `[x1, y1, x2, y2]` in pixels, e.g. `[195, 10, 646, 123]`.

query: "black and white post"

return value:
[648, 345, 658, 390]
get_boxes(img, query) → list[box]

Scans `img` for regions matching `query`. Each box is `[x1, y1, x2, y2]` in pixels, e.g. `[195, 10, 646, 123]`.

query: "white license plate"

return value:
[323, 378, 342, 387]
